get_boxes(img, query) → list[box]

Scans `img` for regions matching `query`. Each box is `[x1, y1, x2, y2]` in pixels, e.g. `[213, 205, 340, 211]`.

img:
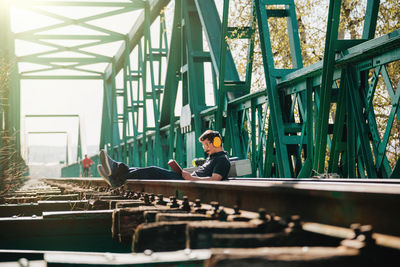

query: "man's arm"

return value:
[181, 170, 223, 181]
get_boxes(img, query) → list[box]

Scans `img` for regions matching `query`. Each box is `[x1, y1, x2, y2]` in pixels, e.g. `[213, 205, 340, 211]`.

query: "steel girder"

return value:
[3, 0, 400, 178]
[99, 0, 171, 169]
[11, 0, 148, 80]
[46, 0, 400, 177]
[255, 0, 303, 177]
[101, 0, 251, 169]
[253, 0, 400, 178]
[124, 0, 399, 177]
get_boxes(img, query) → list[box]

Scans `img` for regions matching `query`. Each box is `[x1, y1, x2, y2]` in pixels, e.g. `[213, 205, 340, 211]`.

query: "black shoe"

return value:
[97, 164, 126, 188]
[100, 149, 115, 176]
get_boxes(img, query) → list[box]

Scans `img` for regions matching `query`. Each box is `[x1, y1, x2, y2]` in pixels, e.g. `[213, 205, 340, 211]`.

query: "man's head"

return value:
[199, 130, 223, 155]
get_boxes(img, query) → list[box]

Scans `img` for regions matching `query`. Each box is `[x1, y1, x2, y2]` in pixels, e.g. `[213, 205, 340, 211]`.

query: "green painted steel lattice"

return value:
[2, 0, 400, 178]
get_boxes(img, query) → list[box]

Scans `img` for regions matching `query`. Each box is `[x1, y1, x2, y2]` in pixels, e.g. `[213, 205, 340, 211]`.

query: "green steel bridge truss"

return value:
[1, 0, 399, 178]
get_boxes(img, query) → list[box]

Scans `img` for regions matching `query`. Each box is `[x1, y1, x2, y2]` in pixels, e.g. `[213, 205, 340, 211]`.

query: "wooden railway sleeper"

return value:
[1, 179, 399, 266]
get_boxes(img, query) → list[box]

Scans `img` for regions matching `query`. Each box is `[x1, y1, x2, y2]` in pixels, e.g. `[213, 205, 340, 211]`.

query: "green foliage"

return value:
[226, 0, 400, 175]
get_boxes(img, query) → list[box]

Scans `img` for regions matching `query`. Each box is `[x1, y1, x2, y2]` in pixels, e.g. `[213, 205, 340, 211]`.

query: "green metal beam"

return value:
[103, 0, 171, 81]
[194, 0, 240, 82]
[4, 0, 398, 179]
[20, 75, 102, 80]
[313, 0, 342, 173]
[15, 1, 146, 8]
[255, 0, 303, 177]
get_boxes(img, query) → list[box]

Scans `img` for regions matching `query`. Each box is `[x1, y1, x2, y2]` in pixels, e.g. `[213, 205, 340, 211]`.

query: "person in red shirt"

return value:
[82, 154, 94, 177]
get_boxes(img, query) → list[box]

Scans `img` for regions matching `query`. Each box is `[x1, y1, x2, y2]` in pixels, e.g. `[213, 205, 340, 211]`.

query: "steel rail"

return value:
[42, 178, 400, 237]
[0, 249, 211, 265]
[3, 178, 400, 265]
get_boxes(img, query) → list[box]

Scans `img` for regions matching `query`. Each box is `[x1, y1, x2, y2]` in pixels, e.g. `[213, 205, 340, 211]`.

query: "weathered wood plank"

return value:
[3, 194, 79, 204]
[38, 200, 89, 212]
[133, 221, 188, 252]
[0, 210, 129, 252]
[0, 201, 89, 217]
[205, 247, 363, 267]
[112, 206, 179, 243]
[0, 203, 41, 217]
[187, 221, 264, 249]
[211, 228, 343, 248]
[155, 213, 210, 222]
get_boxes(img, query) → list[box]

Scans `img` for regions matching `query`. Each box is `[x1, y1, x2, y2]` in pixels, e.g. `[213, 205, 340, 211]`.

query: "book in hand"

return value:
[168, 159, 183, 176]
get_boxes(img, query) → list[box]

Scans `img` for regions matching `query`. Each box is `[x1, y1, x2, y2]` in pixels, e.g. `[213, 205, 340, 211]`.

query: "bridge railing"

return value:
[62, 155, 101, 178]
[61, 0, 400, 179]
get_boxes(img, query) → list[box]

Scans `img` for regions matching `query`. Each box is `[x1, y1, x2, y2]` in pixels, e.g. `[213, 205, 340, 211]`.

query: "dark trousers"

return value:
[111, 161, 183, 181]
[82, 167, 90, 177]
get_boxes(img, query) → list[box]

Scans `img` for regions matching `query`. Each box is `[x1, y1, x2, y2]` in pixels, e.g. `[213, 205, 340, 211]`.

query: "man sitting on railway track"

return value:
[97, 130, 231, 187]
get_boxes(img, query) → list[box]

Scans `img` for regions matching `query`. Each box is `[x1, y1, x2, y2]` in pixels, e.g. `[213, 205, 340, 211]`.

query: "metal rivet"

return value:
[258, 208, 267, 219]
[350, 223, 361, 238]
[211, 201, 219, 210]
[233, 205, 241, 215]
[18, 258, 29, 267]
[288, 215, 302, 229]
[144, 249, 153, 256]
[169, 196, 179, 208]
[218, 208, 227, 221]
[104, 253, 115, 261]
[360, 224, 374, 244]
[194, 199, 201, 208]
[181, 196, 190, 211]
[157, 194, 166, 205]
[144, 194, 150, 205]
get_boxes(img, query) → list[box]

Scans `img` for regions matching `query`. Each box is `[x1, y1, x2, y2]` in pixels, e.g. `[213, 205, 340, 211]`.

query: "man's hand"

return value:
[181, 170, 193, 180]
[181, 170, 223, 181]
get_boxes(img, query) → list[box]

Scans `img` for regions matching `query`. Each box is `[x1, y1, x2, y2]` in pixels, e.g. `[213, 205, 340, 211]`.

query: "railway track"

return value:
[1, 177, 399, 266]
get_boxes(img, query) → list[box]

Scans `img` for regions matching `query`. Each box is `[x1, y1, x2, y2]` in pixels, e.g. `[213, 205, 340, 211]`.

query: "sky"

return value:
[21, 79, 103, 147]
[8, 0, 168, 161]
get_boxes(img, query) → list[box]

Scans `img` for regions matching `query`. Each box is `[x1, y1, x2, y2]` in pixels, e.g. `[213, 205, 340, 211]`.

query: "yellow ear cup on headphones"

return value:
[213, 136, 222, 147]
